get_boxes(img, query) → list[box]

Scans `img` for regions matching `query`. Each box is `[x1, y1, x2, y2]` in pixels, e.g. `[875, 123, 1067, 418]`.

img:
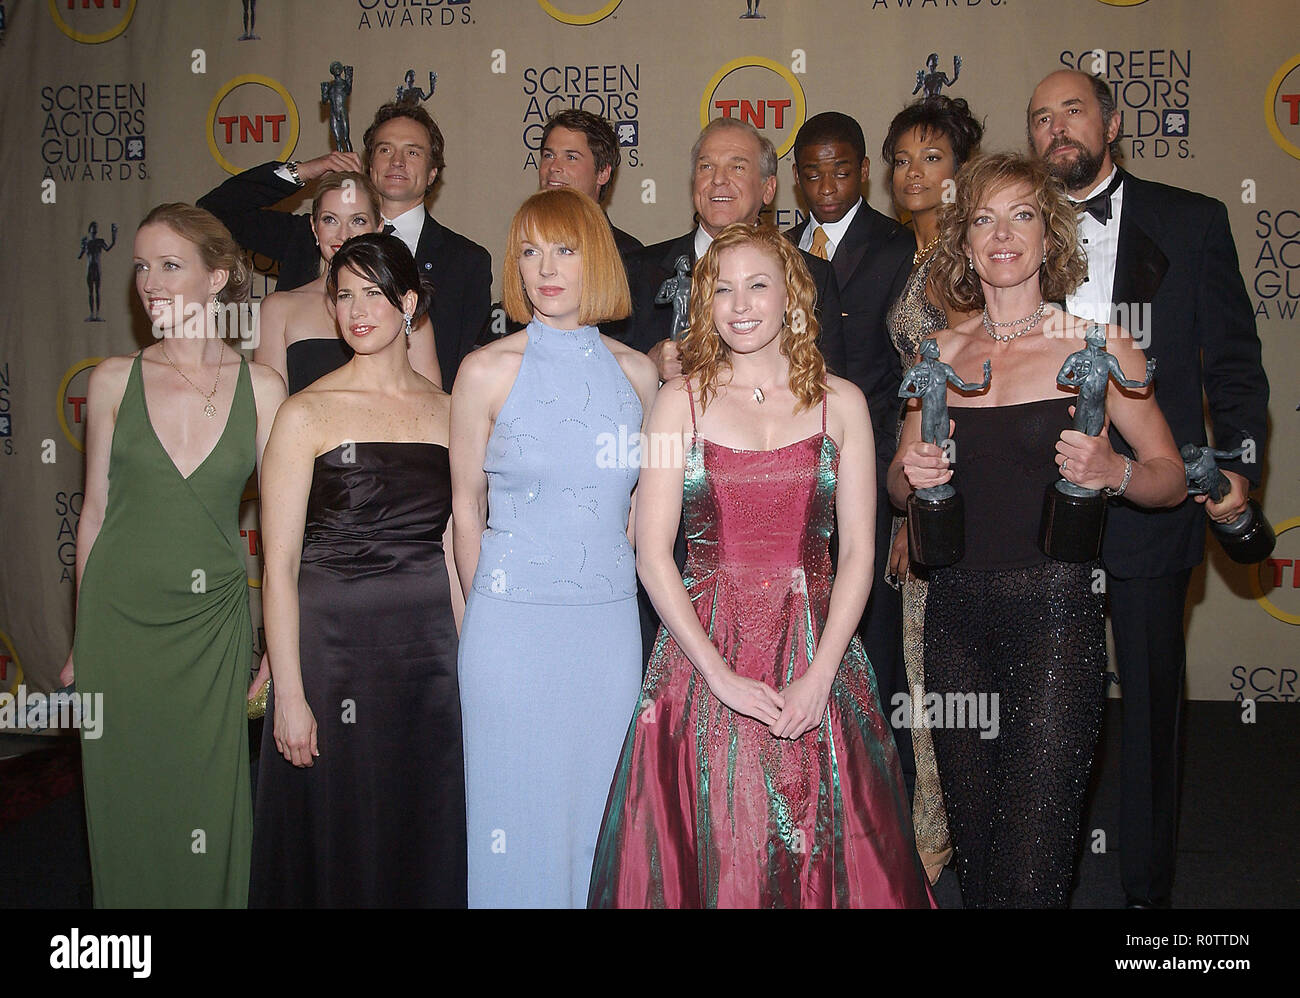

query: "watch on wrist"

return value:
[1104, 455, 1133, 497]
[285, 161, 304, 187]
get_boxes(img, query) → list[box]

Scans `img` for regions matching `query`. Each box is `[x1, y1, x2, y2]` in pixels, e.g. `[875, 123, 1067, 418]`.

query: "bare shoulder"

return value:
[824, 374, 868, 435]
[651, 375, 694, 424]
[87, 353, 134, 409]
[454, 333, 527, 392]
[89, 353, 135, 389]
[248, 359, 288, 399]
[825, 374, 867, 411]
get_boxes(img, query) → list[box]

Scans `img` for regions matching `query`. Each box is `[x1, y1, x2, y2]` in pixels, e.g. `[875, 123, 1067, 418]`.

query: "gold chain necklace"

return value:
[161, 341, 223, 418]
[913, 235, 940, 265]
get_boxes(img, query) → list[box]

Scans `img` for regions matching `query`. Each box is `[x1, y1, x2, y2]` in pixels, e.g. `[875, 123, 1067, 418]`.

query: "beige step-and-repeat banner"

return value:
[0, 0, 1296, 703]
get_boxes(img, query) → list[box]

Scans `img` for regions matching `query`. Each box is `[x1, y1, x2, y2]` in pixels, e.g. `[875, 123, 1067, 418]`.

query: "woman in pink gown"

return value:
[589, 224, 934, 908]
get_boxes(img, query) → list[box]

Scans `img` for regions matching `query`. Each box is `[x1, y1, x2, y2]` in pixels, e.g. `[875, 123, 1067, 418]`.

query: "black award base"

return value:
[908, 489, 964, 568]
[1211, 498, 1276, 564]
[1040, 481, 1107, 562]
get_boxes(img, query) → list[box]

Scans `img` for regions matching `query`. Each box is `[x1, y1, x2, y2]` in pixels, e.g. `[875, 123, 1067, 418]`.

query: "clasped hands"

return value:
[706, 665, 832, 741]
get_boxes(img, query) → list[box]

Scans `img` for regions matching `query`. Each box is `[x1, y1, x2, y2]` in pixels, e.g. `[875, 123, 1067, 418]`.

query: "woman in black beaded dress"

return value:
[880, 96, 984, 885]
[888, 153, 1185, 907]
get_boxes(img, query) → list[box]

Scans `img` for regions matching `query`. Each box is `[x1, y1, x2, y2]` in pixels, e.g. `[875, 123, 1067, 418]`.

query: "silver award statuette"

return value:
[899, 338, 991, 567]
[655, 255, 692, 341]
[322, 62, 354, 153]
[1183, 442, 1275, 564]
[1040, 323, 1155, 562]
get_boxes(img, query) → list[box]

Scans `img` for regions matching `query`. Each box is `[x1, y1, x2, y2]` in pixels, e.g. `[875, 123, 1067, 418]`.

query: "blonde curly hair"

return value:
[679, 224, 826, 413]
[930, 152, 1087, 312]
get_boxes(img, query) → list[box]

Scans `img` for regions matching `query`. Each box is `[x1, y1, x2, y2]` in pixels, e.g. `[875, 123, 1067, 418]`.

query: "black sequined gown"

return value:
[923, 398, 1106, 908]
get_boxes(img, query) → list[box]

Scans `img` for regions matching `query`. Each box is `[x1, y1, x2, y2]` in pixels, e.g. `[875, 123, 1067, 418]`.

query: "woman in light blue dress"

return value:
[450, 188, 658, 907]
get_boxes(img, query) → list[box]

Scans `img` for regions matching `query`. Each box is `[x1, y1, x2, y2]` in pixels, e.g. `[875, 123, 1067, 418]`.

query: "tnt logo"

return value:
[57, 358, 99, 453]
[701, 57, 806, 158]
[206, 75, 300, 175]
[125, 136, 145, 160]
[239, 486, 263, 589]
[617, 121, 638, 147]
[1161, 110, 1188, 136]
[48, 0, 136, 44]
[1267, 55, 1300, 161]
[1252, 516, 1300, 625]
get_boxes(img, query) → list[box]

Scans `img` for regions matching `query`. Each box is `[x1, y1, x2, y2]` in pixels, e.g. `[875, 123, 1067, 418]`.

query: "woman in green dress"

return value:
[63, 203, 286, 907]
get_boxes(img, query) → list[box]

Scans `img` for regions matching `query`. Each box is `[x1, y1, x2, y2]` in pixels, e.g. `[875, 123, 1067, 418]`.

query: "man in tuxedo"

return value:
[198, 102, 492, 387]
[1028, 69, 1269, 908]
[627, 117, 845, 380]
[785, 111, 916, 783]
[624, 117, 845, 664]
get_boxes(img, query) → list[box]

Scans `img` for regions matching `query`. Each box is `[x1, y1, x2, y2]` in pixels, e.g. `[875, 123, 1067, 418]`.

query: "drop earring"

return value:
[403, 313, 412, 338]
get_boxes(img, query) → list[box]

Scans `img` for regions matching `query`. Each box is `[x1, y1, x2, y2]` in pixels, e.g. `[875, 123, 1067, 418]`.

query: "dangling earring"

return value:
[210, 298, 220, 319]
[403, 313, 412, 339]
[967, 257, 974, 271]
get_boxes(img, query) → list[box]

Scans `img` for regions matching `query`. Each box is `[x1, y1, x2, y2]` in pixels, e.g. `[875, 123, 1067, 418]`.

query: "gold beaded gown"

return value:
[885, 251, 952, 872]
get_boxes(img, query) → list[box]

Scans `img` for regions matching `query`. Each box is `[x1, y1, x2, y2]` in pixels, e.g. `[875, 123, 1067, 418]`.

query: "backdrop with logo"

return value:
[1, 0, 1296, 704]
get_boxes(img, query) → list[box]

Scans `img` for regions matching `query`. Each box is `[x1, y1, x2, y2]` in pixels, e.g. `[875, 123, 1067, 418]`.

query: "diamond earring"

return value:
[404, 313, 412, 338]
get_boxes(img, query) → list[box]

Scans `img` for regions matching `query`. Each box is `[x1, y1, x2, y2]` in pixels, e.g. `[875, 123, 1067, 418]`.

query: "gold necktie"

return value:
[809, 226, 830, 260]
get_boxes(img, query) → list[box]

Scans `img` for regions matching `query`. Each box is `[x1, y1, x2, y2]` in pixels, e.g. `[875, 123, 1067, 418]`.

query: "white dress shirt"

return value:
[1066, 166, 1124, 324]
[382, 204, 425, 259]
[693, 225, 713, 261]
[796, 197, 863, 261]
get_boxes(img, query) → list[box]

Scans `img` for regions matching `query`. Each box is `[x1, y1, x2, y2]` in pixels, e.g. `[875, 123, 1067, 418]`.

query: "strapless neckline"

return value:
[314, 441, 447, 463]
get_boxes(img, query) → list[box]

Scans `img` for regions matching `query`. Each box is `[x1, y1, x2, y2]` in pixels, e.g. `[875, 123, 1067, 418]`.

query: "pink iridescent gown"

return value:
[589, 388, 935, 908]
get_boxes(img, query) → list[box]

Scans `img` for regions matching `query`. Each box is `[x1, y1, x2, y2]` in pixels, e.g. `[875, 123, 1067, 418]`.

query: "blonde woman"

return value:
[589, 224, 934, 908]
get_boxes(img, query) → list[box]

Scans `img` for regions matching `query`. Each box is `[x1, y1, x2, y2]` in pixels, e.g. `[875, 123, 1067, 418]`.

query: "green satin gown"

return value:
[74, 352, 255, 907]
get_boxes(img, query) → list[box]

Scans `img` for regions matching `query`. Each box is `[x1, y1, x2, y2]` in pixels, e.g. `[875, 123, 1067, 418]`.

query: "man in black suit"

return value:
[198, 102, 492, 387]
[1028, 69, 1269, 908]
[624, 117, 845, 664]
[785, 112, 916, 782]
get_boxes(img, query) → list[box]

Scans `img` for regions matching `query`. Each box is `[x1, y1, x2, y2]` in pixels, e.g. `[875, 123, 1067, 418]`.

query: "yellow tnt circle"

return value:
[537, 0, 623, 24]
[0, 628, 23, 697]
[47, 0, 137, 43]
[1249, 516, 1300, 624]
[57, 357, 103, 454]
[206, 75, 301, 177]
[1265, 54, 1300, 162]
[700, 56, 807, 159]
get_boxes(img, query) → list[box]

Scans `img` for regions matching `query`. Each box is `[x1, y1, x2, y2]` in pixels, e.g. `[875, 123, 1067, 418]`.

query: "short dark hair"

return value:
[881, 96, 984, 171]
[326, 233, 434, 321]
[792, 111, 866, 164]
[362, 102, 445, 174]
[540, 109, 621, 202]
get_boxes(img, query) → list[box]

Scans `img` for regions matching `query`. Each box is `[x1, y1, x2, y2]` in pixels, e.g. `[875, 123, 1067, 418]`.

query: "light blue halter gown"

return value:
[458, 318, 644, 908]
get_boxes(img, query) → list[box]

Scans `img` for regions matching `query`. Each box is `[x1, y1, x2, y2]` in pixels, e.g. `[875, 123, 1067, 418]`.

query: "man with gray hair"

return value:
[625, 117, 845, 381]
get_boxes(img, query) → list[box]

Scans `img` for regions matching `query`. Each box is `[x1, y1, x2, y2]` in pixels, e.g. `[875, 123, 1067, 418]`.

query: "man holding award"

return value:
[889, 152, 1184, 907]
[1029, 69, 1270, 908]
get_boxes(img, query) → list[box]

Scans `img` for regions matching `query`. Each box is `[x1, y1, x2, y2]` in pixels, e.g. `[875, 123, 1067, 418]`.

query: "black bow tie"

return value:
[382, 222, 397, 236]
[1074, 171, 1123, 226]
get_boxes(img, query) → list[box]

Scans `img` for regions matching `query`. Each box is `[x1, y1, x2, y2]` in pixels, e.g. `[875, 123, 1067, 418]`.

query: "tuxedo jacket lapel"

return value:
[1112, 175, 1169, 307]
[831, 209, 878, 291]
